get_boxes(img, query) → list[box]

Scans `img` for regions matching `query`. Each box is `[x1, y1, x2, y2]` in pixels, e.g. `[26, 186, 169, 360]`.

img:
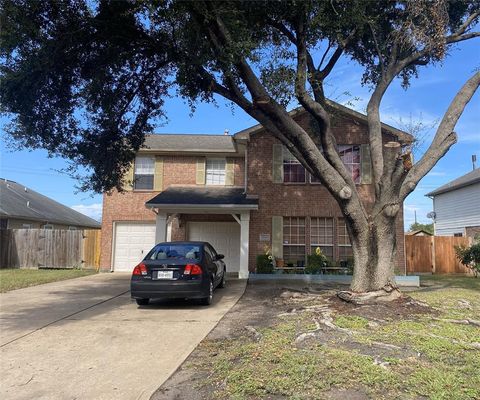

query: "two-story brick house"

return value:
[100, 102, 412, 278]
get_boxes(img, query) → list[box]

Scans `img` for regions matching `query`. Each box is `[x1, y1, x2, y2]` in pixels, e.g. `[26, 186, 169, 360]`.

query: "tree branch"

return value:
[368, 22, 385, 78]
[293, 14, 356, 189]
[400, 71, 480, 200]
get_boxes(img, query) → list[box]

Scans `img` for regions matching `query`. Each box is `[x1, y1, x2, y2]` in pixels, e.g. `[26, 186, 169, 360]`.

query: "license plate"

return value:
[155, 270, 173, 280]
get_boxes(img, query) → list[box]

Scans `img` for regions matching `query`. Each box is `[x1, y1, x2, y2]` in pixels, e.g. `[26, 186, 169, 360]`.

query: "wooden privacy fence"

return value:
[405, 235, 472, 274]
[0, 229, 101, 269]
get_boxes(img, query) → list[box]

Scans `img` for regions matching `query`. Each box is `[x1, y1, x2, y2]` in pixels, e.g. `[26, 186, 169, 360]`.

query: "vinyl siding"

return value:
[433, 183, 480, 236]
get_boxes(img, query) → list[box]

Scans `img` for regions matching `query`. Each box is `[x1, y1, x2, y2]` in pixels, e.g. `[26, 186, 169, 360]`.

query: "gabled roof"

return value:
[426, 168, 480, 197]
[406, 229, 433, 236]
[0, 179, 101, 228]
[234, 100, 414, 144]
[141, 134, 238, 153]
[146, 186, 258, 210]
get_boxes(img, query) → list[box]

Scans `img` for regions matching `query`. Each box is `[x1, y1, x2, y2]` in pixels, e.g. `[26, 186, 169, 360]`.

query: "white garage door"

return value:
[188, 222, 240, 273]
[113, 222, 156, 272]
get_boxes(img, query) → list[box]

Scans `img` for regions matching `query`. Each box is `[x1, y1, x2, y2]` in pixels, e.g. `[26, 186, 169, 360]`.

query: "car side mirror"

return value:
[215, 254, 225, 260]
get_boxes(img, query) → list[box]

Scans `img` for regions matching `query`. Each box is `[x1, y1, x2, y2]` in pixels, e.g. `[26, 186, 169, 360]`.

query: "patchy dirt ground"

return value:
[151, 277, 480, 400]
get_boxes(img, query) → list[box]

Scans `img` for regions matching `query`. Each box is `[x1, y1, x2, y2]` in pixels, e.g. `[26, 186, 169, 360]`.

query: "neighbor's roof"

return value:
[141, 134, 237, 153]
[234, 100, 414, 144]
[405, 229, 433, 236]
[426, 168, 480, 197]
[146, 186, 258, 209]
[0, 179, 101, 228]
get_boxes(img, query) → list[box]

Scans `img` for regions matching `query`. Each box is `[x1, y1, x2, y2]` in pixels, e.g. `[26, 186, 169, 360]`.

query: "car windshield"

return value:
[147, 244, 201, 261]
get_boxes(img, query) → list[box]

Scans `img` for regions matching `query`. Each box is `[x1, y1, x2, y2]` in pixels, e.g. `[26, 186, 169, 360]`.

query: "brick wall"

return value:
[100, 155, 244, 270]
[246, 113, 406, 272]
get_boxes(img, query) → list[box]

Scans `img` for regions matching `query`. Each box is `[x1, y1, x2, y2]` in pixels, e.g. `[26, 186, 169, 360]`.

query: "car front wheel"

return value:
[135, 298, 149, 306]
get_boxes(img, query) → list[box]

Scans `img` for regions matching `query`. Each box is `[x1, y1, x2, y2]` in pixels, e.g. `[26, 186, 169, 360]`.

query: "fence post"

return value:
[431, 235, 436, 274]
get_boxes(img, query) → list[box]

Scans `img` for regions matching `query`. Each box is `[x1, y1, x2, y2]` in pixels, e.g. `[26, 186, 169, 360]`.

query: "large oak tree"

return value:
[1, 0, 479, 299]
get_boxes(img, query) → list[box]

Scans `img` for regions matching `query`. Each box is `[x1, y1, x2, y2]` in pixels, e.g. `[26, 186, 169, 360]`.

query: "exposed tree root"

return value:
[432, 318, 480, 327]
[337, 285, 403, 305]
[244, 325, 262, 341]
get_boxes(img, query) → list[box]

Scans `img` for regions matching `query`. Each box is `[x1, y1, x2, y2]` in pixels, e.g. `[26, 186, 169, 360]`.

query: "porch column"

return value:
[155, 212, 168, 244]
[239, 211, 250, 279]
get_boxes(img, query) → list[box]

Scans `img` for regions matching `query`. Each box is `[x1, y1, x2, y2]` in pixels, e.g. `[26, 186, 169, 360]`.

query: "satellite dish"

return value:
[427, 211, 436, 219]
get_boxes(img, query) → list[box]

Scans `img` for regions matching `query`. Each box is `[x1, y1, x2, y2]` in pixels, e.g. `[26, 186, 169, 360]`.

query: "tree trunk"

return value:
[349, 214, 399, 293]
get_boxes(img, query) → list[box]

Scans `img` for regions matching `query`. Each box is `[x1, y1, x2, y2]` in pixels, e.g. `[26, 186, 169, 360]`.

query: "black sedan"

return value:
[130, 241, 226, 306]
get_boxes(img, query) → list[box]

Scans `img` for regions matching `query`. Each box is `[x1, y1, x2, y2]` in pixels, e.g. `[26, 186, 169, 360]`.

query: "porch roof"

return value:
[145, 187, 258, 211]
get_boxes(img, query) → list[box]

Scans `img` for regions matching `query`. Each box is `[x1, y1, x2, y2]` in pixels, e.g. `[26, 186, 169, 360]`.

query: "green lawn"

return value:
[190, 275, 480, 399]
[0, 268, 97, 293]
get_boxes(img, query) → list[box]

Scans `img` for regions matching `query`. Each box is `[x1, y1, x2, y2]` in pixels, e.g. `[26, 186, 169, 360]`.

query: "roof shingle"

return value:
[0, 179, 101, 228]
[426, 168, 480, 197]
[146, 186, 258, 208]
[142, 134, 237, 153]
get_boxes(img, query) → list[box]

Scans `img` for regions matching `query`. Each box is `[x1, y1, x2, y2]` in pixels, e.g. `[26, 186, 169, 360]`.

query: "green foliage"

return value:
[305, 249, 328, 274]
[1, 0, 476, 192]
[408, 222, 434, 234]
[455, 243, 480, 277]
[256, 254, 273, 274]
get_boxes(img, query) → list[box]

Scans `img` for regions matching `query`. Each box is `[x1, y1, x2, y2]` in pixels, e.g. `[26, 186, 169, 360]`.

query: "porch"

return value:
[145, 186, 258, 279]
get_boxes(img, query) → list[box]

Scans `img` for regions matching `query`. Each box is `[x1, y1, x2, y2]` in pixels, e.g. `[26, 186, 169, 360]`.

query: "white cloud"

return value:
[71, 203, 102, 222]
[427, 171, 447, 177]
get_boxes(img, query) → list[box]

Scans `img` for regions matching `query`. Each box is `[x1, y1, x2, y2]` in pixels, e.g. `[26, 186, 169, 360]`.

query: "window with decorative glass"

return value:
[337, 218, 353, 261]
[338, 145, 361, 184]
[283, 217, 306, 264]
[134, 156, 155, 190]
[283, 148, 306, 183]
[206, 158, 226, 185]
[310, 217, 334, 260]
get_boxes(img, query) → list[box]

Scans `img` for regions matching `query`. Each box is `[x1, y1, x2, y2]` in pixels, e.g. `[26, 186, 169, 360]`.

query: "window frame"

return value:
[22, 223, 32, 229]
[282, 216, 306, 264]
[337, 217, 353, 261]
[43, 224, 53, 230]
[338, 145, 361, 184]
[205, 158, 227, 186]
[282, 147, 307, 184]
[310, 217, 334, 260]
[133, 155, 155, 191]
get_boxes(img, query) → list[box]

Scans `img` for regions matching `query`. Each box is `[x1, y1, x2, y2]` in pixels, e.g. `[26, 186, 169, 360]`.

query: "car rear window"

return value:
[147, 244, 201, 261]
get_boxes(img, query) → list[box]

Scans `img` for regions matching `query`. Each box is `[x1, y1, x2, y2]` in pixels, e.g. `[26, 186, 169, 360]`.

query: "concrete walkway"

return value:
[0, 273, 246, 400]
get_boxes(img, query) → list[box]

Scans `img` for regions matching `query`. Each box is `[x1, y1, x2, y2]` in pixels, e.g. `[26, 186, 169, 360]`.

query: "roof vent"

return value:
[24, 187, 28, 192]
[224, 129, 229, 136]
[27, 201, 30, 208]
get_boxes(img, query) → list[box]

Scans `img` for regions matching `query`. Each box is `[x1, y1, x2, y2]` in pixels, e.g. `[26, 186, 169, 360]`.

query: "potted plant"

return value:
[306, 247, 328, 274]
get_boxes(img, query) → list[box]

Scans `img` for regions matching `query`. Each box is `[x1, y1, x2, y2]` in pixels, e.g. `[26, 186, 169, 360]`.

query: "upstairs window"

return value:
[206, 158, 226, 185]
[134, 156, 155, 190]
[283, 148, 306, 183]
[338, 145, 361, 184]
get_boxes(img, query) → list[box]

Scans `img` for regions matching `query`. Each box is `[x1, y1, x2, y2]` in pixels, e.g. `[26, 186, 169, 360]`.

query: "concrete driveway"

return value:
[0, 273, 246, 400]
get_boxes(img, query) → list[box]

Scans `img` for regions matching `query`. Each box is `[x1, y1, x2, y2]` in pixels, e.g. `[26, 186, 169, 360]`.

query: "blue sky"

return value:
[1, 40, 478, 228]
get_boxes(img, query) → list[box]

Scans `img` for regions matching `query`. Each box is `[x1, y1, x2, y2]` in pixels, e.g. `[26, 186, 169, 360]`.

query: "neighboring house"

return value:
[426, 168, 480, 238]
[101, 101, 413, 277]
[406, 230, 433, 237]
[0, 179, 101, 230]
